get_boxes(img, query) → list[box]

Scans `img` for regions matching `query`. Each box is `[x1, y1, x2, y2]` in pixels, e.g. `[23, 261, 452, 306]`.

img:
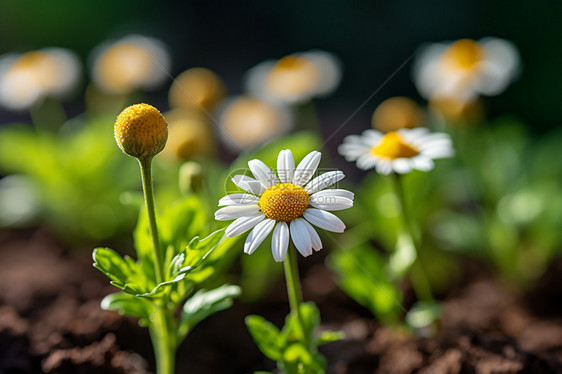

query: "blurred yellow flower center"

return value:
[275, 55, 308, 70]
[267, 55, 320, 97]
[12, 51, 49, 70]
[98, 43, 152, 92]
[372, 132, 419, 160]
[169, 67, 226, 110]
[372, 97, 423, 132]
[442, 39, 483, 70]
[114, 103, 168, 158]
[223, 97, 284, 148]
[259, 183, 309, 222]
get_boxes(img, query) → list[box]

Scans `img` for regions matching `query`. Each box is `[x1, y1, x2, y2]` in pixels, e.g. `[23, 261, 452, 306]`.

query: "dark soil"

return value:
[1, 228, 562, 374]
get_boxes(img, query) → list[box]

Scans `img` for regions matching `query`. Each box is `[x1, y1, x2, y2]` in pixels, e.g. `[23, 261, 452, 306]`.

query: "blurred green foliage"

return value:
[0, 117, 139, 243]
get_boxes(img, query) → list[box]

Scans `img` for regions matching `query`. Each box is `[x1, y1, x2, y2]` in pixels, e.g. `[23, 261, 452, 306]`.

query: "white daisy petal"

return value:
[290, 219, 313, 257]
[303, 208, 345, 233]
[293, 151, 321, 186]
[412, 157, 434, 171]
[277, 149, 295, 183]
[362, 129, 384, 145]
[225, 213, 265, 238]
[299, 218, 323, 251]
[337, 142, 370, 161]
[232, 175, 266, 195]
[354, 154, 374, 170]
[218, 193, 260, 206]
[249, 159, 279, 188]
[391, 159, 413, 174]
[376, 161, 394, 175]
[215, 204, 260, 220]
[304, 171, 345, 194]
[272, 221, 289, 262]
[311, 189, 354, 201]
[244, 219, 276, 255]
[310, 196, 353, 211]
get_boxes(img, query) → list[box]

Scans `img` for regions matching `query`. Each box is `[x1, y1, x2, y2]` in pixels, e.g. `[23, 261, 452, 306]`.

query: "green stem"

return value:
[138, 156, 165, 284]
[150, 306, 176, 374]
[283, 243, 310, 349]
[390, 173, 433, 302]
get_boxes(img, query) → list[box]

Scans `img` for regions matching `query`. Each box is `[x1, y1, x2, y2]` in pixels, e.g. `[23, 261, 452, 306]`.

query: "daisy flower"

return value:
[169, 67, 226, 111]
[338, 128, 453, 175]
[216, 95, 292, 152]
[413, 37, 520, 102]
[371, 97, 424, 133]
[0, 48, 81, 111]
[245, 50, 341, 105]
[215, 150, 354, 262]
[91, 34, 170, 95]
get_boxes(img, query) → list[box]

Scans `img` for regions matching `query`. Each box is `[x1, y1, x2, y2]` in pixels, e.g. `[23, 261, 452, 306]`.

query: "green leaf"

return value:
[317, 330, 344, 346]
[92, 247, 132, 288]
[328, 243, 402, 325]
[100, 292, 154, 326]
[282, 342, 326, 374]
[245, 315, 285, 362]
[177, 284, 241, 344]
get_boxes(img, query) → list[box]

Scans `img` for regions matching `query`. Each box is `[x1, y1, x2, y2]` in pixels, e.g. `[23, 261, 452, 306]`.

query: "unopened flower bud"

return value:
[179, 161, 203, 195]
[114, 103, 168, 159]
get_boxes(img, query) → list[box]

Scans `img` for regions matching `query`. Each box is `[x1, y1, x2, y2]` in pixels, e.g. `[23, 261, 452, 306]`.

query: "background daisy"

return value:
[338, 128, 454, 175]
[413, 37, 520, 102]
[244, 50, 342, 105]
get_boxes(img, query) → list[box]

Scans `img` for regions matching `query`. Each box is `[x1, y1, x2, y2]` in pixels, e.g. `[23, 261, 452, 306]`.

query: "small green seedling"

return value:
[93, 104, 240, 374]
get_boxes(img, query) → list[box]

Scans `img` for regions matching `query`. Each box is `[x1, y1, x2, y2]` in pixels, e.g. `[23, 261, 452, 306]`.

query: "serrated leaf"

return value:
[100, 292, 154, 325]
[92, 247, 131, 288]
[177, 284, 241, 344]
[245, 315, 285, 362]
[134, 267, 198, 298]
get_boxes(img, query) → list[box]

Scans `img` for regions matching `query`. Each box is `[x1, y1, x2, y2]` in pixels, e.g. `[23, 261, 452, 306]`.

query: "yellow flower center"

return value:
[259, 183, 309, 222]
[275, 55, 308, 70]
[442, 39, 483, 71]
[371, 132, 419, 160]
[371, 97, 423, 132]
[114, 103, 168, 159]
[97, 43, 153, 93]
[266, 55, 320, 97]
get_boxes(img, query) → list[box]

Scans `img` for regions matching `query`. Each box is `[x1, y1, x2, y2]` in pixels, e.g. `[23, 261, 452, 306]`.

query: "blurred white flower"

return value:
[338, 128, 454, 175]
[217, 95, 293, 151]
[91, 34, 170, 94]
[413, 38, 520, 102]
[0, 48, 81, 111]
[169, 67, 227, 111]
[245, 50, 341, 105]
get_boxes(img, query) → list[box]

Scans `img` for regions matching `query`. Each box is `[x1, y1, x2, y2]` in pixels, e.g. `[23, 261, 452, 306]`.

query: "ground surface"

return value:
[1, 228, 561, 374]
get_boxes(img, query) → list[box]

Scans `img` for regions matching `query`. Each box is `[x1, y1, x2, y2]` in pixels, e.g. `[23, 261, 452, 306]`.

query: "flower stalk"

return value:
[283, 243, 310, 349]
[391, 173, 433, 302]
[139, 156, 165, 284]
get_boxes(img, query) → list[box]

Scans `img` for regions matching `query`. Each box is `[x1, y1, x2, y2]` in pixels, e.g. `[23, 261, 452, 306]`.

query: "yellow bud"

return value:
[114, 103, 168, 159]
